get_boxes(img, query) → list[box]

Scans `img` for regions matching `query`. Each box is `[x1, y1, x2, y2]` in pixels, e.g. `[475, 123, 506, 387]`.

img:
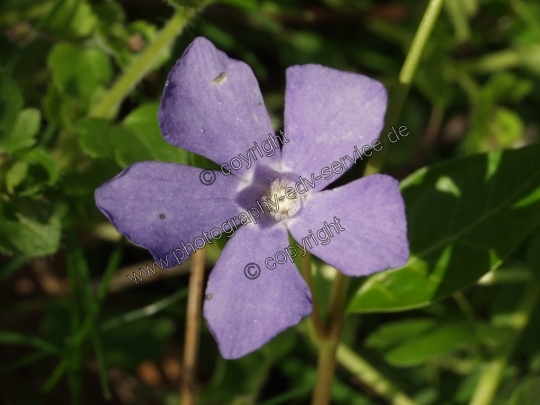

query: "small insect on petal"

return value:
[213, 72, 227, 85]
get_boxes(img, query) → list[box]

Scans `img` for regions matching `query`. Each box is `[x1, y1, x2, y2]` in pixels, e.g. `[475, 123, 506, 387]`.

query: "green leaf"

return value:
[5, 161, 28, 193]
[382, 322, 477, 367]
[0, 75, 24, 138]
[111, 125, 155, 167]
[349, 144, 540, 313]
[0, 108, 40, 153]
[465, 107, 525, 154]
[92, 1, 125, 26]
[477, 72, 532, 104]
[114, 103, 189, 167]
[463, 73, 530, 154]
[414, 48, 456, 106]
[93, 4, 171, 71]
[44, 0, 98, 38]
[489, 108, 523, 147]
[365, 318, 437, 349]
[48, 42, 112, 100]
[20, 148, 60, 186]
[78, 104, 189, 166]
[0, 204, 64, 258]
[444, 0, 476, 43]
[42, 86, 79, 128]
[0, 331, 62, 356]
[78, 118, 114, 159]
[520, 45, 540, 75]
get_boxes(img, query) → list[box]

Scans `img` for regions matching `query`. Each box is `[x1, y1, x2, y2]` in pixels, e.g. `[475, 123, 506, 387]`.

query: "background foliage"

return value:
[1, 0, 540, 404]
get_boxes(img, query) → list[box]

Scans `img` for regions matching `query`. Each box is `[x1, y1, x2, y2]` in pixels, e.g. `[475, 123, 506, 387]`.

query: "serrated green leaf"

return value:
[0, 108, 40, 153]
[349, 144, 540, 313]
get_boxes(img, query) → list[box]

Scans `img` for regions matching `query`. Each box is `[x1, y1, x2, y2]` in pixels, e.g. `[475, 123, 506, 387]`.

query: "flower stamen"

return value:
[264, 179, 301, 221]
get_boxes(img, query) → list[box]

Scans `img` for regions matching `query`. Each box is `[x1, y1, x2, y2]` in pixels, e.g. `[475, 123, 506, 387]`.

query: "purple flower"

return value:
[95, 37, 408, 359]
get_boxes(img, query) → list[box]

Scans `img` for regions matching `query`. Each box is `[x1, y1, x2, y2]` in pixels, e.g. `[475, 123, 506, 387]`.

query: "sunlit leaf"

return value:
[349, 144, 540, 313]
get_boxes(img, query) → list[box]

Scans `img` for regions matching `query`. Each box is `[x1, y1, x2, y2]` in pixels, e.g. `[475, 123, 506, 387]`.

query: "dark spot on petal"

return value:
[159, 214, 166, 219]
[213, 72, 226, 84]
[257, 102, 262, 107]
[206, 293, 212, 300]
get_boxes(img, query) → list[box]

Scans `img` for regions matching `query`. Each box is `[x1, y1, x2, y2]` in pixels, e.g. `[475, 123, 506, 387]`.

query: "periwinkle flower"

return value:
[95, 37, 409, 359]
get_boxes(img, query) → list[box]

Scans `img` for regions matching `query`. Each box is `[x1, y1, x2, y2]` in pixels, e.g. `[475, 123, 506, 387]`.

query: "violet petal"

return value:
[95, 161, 242, 266]
[159, 37, 278, 178]
[281, 64, 387, 191]
[287, 174, 409, 276]
[203, 224, 312, 359]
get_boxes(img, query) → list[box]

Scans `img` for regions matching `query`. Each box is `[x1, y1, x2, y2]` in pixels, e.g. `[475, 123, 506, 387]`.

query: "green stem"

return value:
[469, 282, 540, 405]
[364, 0, 445, 176]
[477, 267, 532, 285]
[312, 341, 339, 405]
[325, 272, 349, 337]
[458, 49, 522, 73]
[337, 344, 418, 405]
[301, 252, 326, 338]
[88, 7, 197, 119]
[100, 288, 188, 331]
[310, 2, 446, 403]
[311, 272, 349, 405]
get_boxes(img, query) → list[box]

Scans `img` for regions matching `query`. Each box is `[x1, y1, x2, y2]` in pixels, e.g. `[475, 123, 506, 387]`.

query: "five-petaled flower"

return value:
[95, 37, 409, 359]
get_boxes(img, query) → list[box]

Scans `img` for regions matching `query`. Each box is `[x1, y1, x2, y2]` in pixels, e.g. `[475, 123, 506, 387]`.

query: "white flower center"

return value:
[264, 179, 301, 221]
